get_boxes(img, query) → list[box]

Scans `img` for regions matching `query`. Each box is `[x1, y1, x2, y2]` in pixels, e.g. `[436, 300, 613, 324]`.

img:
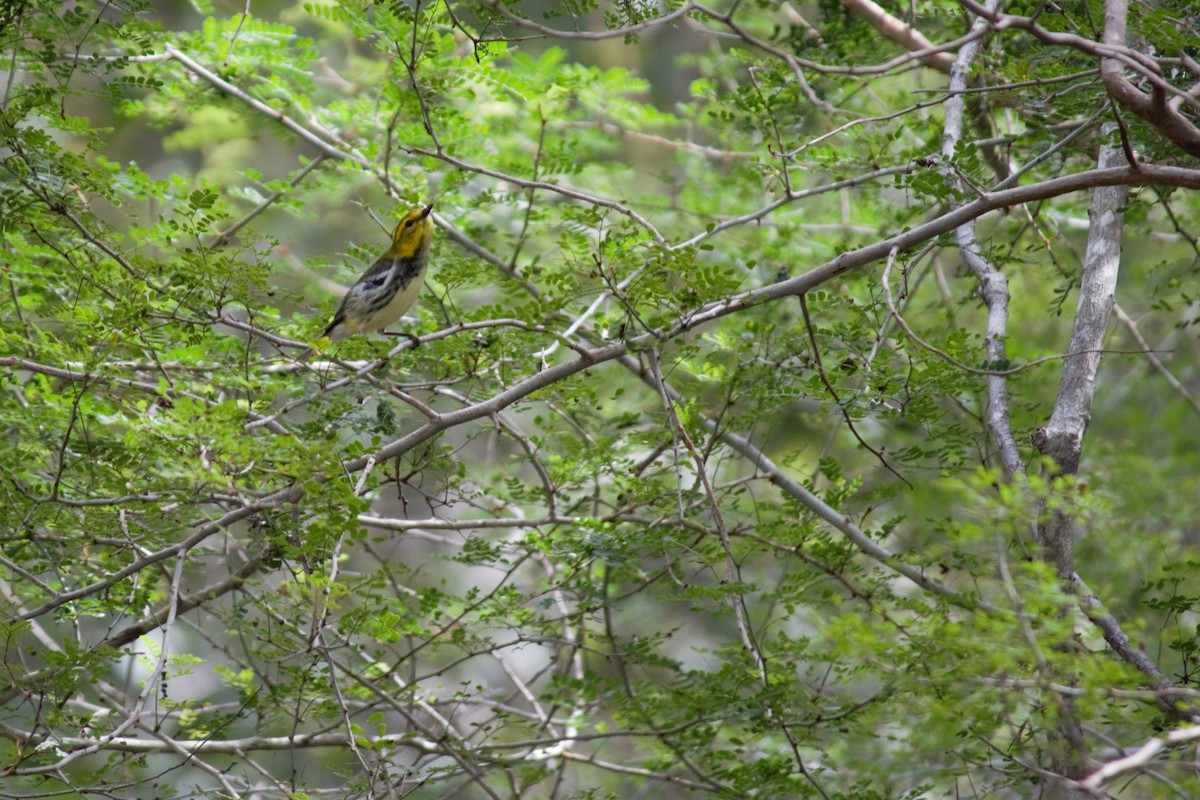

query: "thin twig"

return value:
[1113, 303, 1200, 420]
[798, 291, 911, 486]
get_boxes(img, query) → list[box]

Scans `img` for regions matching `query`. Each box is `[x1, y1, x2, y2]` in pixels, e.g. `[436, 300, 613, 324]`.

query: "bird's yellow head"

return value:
[388, 204, 435, 259]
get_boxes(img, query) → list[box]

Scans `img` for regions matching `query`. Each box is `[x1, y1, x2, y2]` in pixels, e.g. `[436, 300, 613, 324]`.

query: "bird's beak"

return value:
[420, 204, 434, 218]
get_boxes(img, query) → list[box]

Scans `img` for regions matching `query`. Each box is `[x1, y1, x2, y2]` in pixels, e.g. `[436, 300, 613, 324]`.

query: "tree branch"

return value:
[842, 0, 955, 74]
[938, 0, 1024, 477]
[1100, 0, 1200, 158]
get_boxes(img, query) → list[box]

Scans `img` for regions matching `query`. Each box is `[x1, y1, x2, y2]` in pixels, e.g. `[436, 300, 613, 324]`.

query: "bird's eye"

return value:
[404, 219, 415, 227]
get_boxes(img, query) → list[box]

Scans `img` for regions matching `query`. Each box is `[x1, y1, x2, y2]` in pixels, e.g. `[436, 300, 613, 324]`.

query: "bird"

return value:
[298, 204, 434, 361]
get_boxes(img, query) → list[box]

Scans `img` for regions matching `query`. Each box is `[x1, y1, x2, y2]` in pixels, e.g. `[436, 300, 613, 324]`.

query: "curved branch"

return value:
[842, 0, 955, 74]
[959, 0, 1200, 157]
[1100, 0, 1200, 158]
[1078, 723, 1200, 794]
[938, 0, 1024, 477]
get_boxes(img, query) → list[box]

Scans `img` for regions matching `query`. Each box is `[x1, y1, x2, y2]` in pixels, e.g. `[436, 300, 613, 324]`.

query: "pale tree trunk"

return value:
[1028, 6, 1133, 788]
[941, 0, 1127, 794]
[1033, 138, 1126, 571]
[1030, 137, 1126, 799]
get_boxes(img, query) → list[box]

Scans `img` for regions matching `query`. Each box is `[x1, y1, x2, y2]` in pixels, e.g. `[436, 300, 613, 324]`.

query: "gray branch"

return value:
[939, 0, 1023, 478]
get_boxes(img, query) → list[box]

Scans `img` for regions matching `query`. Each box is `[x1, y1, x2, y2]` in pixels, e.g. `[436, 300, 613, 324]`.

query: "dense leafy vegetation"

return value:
[3, 1, 1200, 798]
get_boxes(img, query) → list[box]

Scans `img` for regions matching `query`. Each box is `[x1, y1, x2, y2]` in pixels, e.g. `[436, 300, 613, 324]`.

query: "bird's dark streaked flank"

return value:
[298, 204, 434, 361]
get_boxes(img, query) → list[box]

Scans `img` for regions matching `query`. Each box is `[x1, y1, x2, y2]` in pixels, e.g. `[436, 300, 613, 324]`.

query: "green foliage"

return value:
[3, 1, 1200, 799]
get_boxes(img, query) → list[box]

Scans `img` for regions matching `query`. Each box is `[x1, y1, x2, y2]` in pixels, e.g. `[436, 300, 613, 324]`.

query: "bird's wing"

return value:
[357, 256, 399, 292]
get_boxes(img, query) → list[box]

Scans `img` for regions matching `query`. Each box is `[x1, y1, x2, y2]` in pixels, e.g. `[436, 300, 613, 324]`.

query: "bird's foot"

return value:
[384, 331, 422, 349]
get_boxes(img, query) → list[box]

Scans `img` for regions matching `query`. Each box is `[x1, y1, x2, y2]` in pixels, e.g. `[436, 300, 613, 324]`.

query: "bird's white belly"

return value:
[357, 269, 426, 333]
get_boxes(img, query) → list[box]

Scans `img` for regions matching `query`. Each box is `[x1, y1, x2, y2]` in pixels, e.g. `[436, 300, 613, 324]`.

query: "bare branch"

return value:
[1113, 303, 1200, 421]
[1032, 140, 1127, 481]
[938, 0, 1024, 478]
[959, 0, 1200, 156]
[842, 0, 955, 74]
[1078, 724, 1200, 794]
[1100, 0, 1200, 158]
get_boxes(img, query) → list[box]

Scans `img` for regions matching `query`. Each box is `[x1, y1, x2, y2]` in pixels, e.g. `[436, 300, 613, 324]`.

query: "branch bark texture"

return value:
[1100, 0, 1200, 157]
[1034, 139, 1127, 527]
[939, 0, 1023, 478]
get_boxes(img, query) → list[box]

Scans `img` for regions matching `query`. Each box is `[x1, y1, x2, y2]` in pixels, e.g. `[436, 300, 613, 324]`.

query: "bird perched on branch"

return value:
[298, 204, 434, 361]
